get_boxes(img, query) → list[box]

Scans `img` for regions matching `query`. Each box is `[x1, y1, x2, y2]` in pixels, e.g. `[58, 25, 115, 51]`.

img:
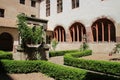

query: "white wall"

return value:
[40, 0, 120, 31]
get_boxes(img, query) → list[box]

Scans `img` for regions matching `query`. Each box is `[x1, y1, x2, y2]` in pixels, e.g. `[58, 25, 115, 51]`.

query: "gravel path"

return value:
[81, 53, 120, 61]
[49, 56, 64, 65]
[1, 53, 120, 80]
[0, 56, 64, 80]
[0, 73, 54, 80]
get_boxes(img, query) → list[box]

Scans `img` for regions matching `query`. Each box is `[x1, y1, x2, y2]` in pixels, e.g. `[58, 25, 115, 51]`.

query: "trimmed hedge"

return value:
[71, 50, 92, 58]
[0, 60, 87, 80]
[0, 49, 119, 80]
[1, 59, 119, 80]
[0, 51, 119, 80]
[49, 50, 78, 57]
[64, 50, 120, 76]
[0, 51, 13, 60]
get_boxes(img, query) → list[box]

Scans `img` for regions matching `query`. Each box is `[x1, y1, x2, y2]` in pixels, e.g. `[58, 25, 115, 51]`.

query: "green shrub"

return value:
[80, 42, 89, 51]
[0, 60, 87, 80]
[49, 50, 78, 57]
[64, 50, 120, 76]
[71, 50, 92, 58]
[51, 39, 58, 51]
[17, 14, 44, 48]
[0, 49, 119, 80]
[0, 51, 12, 60]
[0, 53, 119, 80]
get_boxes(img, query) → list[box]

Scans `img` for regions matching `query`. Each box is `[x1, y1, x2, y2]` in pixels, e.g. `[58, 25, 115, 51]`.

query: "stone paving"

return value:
[81, 53, 120, 62]
[0, 73, 54, 80]
[49, 56, 64, 65]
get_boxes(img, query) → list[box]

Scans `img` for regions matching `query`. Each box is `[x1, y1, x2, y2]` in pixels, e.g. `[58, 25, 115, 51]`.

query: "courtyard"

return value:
[0, 50, 120, 80]
[0, 0, 120, 80]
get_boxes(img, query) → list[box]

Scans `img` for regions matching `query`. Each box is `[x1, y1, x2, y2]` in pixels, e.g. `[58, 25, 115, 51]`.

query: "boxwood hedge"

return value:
[0, 49, 120, 80]
[49, 50, 78, 57]
[0, 60, 87, 80]
[1, 59, 119, 80]
[64, 50, 120, 76]
[0, 51, 13, 60]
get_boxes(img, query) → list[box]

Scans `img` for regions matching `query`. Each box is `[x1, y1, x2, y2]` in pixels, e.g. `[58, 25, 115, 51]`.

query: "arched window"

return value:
[91, 18, 116, 42]
[70, 22, 86, 42]
[0, 32, 13, 51]
[54, 26, 66, 42]
[46, 0, 50, 16]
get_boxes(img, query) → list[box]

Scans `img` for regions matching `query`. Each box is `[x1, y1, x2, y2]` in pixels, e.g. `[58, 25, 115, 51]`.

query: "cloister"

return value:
[53, 18, 116, 43]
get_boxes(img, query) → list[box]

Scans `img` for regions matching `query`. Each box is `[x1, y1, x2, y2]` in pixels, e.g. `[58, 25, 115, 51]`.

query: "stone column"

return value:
[72, 27, 75, 42]
[59, 28, 61, 42]
[66, 30, 72, 42]
[96, 24, 98, 43]
[108, 24, 111, 42]
[54, 31, 56, 39]
[81, 27, 83, 42]
[77, 25, 79, 42]
[56, 30, 58, 41]
[62, 30, 64, 42]
[91, 27, 94, 42]
[86, 27, 94, 43]
[102, 22, 104, 42]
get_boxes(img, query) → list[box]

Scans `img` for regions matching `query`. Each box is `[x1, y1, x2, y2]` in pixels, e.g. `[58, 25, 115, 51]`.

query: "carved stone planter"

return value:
[13, 45, 27, 60]
[14, 43, 49, 60]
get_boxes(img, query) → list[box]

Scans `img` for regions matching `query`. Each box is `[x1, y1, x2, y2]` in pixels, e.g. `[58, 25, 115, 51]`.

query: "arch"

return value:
[91, 18, 116, 42]
[0, 32, 13, 51]
[54, 26, 66, 42]
[69, 22, 86, 42]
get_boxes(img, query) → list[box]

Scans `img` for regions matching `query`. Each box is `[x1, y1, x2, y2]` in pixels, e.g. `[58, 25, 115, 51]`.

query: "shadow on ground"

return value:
[85, 71, 120, 80]
[0, 74, 13, 80]
[0, 61, 13, 80]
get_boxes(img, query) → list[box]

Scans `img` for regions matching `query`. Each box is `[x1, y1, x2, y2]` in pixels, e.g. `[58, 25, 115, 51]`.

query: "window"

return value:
[54, 26, 66, 42]
[91, 18, 116, 42]
[31, 0, 36, 7]
[46, 0, 50, 16]
[0, 9, 4, 17]
[20, 0, 25, 4]
[31, 15, 36, 17]
[57, 0, 63, 13]
[70, 22, 86, 42]
[72, 0, 79, 9]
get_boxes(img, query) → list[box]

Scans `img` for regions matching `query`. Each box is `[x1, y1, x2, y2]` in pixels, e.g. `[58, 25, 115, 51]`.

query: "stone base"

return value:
[54, 42, 116, 54]
[13, 51, 27, 60]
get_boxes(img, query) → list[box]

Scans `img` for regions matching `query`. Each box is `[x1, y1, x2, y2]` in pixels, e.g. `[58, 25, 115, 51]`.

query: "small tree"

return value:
[110, 43, 120, 55]
[80, 42, 89, 51]
[51, 39, 58, 51]
[80, 34, 89, 51]
[115, 43, 120, 53]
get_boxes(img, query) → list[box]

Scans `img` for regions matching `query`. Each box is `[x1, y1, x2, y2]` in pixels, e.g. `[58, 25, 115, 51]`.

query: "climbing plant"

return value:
[17, 14, 44, 48]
